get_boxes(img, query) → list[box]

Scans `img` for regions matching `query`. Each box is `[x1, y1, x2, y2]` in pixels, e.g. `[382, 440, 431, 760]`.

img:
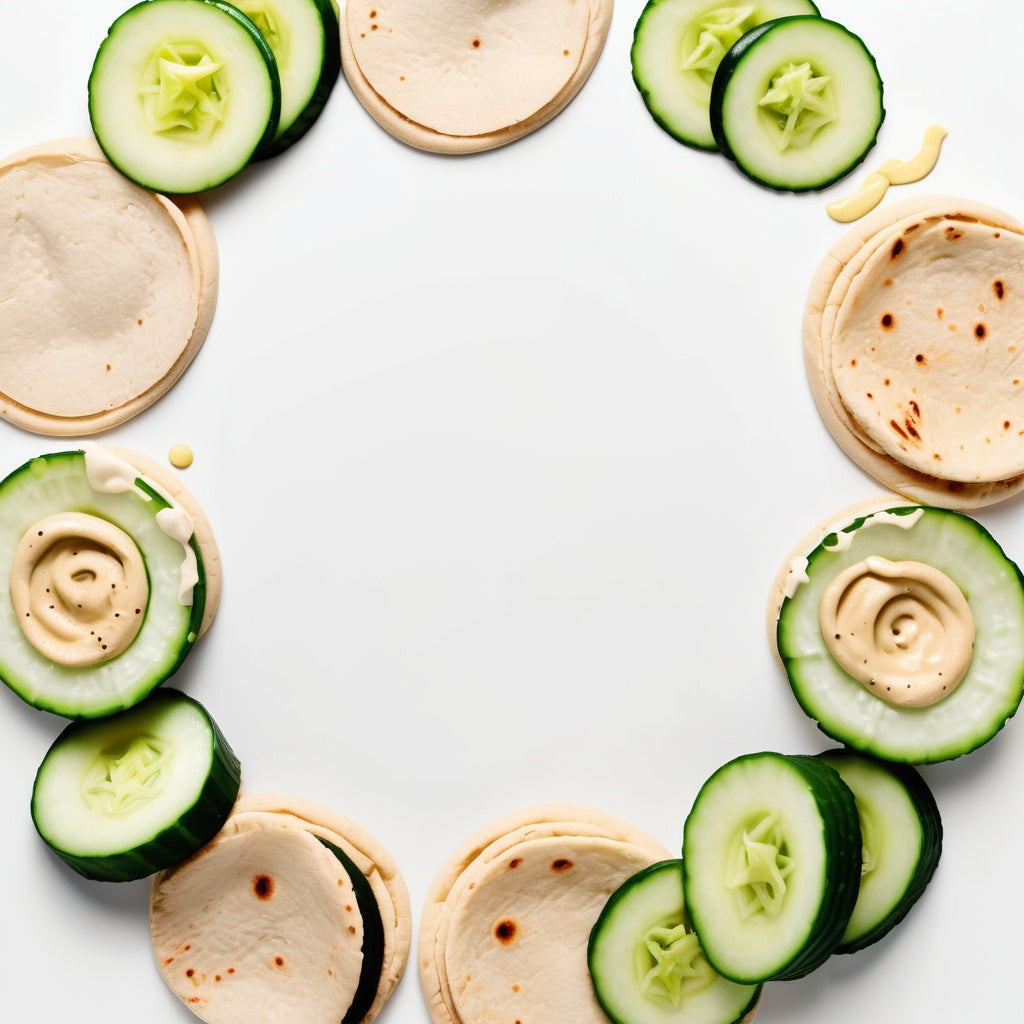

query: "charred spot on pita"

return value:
[494, 918, 517, 944]
[252, 874, 274, 899]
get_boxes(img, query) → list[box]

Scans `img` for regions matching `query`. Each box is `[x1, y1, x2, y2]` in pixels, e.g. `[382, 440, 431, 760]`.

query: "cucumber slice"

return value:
[89, 0, 281, 193]
[588, 859, 761, 1024]
[631, 0, 820, 150]
[682, 751, 861, 984]
[710, 15, 884, 190]
[317, 836, 386, 1024]
[31, 688, 240, 882]
[234, 0, 341, 157]
[817, 749, 942, 953]
[0, 449, 207, 719]
[777, 505, 1024, 763]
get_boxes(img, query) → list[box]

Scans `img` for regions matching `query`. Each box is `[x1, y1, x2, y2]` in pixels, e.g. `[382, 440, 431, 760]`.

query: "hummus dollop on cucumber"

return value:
[0, 444, 221, 719]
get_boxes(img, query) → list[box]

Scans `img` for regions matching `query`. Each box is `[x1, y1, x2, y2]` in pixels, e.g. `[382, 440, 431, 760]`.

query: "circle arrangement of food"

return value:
[339, 0, 614, 153]
[0, 138, 217, 435]
[6, 2, 1024, 1022]
[0, 444, 220, 718]
[150, 792, 411, 1024]
[418, 803, 670, 1024]
[769, 497, 1024, 763]
[803, 194, 1024, 508]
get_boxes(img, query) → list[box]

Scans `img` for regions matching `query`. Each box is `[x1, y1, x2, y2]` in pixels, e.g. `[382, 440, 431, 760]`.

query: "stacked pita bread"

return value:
[150, 793, 411, 1024]
[804, 195, 1024, 508]
[419, 803, 670, 1024]
[0, 138, 217, 436]
[340, 0, 614, 153]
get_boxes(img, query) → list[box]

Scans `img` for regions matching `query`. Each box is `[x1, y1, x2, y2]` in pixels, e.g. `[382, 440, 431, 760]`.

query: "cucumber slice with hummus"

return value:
[816, 749, 942, 953]
[776, 504, 1024, 763]
[631, 0, 820, 150]
[589, 859, 761, 1024]
[234, 0, 341, 157]
[710, 15, 884, 190]
[89, 0, 281, 193]
[682, 751, 861, 984]
[31, 688, 240, 882]
[0, 447, 207, 719]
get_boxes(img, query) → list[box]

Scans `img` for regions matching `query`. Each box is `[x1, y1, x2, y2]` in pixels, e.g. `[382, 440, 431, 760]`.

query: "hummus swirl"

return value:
[819, 556, 974, 707]
[10, 512, 148, 667]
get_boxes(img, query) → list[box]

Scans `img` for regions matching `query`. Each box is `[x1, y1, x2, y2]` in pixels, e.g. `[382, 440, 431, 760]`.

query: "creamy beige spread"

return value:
[819, 555, 974, 706]
[9, 512, 148, 667]
[0, 152, 199, 417]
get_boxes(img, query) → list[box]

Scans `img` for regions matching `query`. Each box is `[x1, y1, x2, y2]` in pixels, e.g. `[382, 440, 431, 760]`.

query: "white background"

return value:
[1, 1, 1021, 1020]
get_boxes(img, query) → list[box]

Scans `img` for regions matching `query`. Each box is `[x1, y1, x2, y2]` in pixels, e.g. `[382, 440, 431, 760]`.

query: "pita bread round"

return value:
[804, 194, 1024, 508]
[418, 802, 670, 1024]
[340, 0, 613, 154]
[0, 138, 217, 436]
[150, 792, 411, 1024]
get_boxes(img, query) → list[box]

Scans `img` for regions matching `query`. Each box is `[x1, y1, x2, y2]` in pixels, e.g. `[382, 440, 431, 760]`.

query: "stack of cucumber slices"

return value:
[88, 0, 341, 193]
[631, 1, 885, 191]
[589, 748, 943, 1024]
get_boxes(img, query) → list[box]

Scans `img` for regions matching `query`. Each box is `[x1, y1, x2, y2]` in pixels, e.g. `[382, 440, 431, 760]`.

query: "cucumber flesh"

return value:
[89, 0, 281, 193]
[589, 859, 761, 1024]
[235, 0, 341, 157]
[31, 688, 241, 882]
[631, 0, 820, 150]
[777, 505, 1024, 763]
[817, 749, 942, 952]
[0, 449, 207, 719]
[710, 15, 884, 190]
[682, 751, 861, 984]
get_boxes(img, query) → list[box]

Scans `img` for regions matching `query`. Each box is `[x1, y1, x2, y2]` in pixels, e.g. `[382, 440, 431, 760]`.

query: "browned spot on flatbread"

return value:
[253, 874, 274, 899]
[494, 918, 517, 944]
[891, 238, 905, 259]
[508, 858, 522, 869]
[551, 858, 573, 871]
[881, 313, 894, 329]
[975, 323, 987, 340]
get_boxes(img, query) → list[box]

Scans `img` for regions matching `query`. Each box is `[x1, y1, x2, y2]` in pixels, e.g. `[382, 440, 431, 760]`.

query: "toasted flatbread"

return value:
[804, 194, 1024, 507]
[0, 138, 217, 435]
[150, 792, 411, 1024]
[419, 802, 670, 1024]
[341, 0, 614, 153]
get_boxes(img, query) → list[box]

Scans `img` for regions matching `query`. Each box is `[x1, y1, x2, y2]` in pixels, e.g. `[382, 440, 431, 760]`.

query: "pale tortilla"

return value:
[150, 793, 410, 1024]
[341, 0, 614, 154]
[804, 194, 1024, 508]
[418, 802, 670, 1024]
[0, 138, 217, 436]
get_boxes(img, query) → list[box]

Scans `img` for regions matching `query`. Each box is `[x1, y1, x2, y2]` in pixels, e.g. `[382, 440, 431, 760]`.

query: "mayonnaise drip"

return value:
[9, 512, 149, 667]
[83, 442, 197, 607]
[819, 555, 974, 707]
